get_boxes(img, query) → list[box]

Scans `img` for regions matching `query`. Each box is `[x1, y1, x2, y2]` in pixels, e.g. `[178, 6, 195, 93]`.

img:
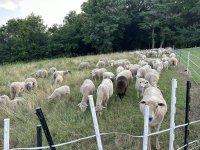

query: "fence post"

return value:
[35, 107, 56, 150]
[143, 105, 149, 150]
[4, 118, 10, 150]
[88, 95, 103, 150]
[169, 79, 177, 150]
[37, 124, 42, 150]
[184, 81, 191, 150]
[187, 52, 190, 73]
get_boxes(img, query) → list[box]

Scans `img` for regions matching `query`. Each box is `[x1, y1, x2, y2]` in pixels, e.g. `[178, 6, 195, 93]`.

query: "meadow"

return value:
[0, 49, 199, 150]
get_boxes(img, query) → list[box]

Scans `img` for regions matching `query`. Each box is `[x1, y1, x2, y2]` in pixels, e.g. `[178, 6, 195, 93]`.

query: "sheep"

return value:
[48, 85, 70, 101]
[162, 61, 169, 70]
[116, 70, 133, 82]
[10, 82, 33, 100]
[53, 70, 71, 78]
[10, 97, 25, 108]
[169, 57, 178, 66]
[91, 68, 107, 80]
[48, 67, 57, 76]
[116, 76, 129, 100]
[139, 87, 167, 150]
[138, 60, 148, 67]
[0, 95, 10, 105]
[129, 64, 141, 78]
[31, 69, 48, 78]
[153, 60, 163, 73]
[96, 60, 105, 68]
[145, 69, 160, 87]
[78, 62, 90, 70]
[116, 66, 125, 75]
[135, 78, 151, 98]
[54, 74, 63, 85]
[136, 65, 151, 79]
[111, 59, 130, 68]
[169, 53, 176, 58]
[78, 79, 95, 112]
[96, 79, 113, 116]
[24, 77, 37, 90]
[99, 57, 109, 66]
[103, 72, 115, 81]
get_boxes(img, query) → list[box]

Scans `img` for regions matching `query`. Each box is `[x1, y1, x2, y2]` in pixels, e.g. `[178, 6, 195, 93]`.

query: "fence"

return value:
[3, 79, 200, 150]
[175, 49, 200, 85]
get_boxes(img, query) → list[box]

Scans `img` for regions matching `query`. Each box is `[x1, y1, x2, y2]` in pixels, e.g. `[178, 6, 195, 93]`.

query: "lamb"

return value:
[10, 82, 33, 100]
[24, 77, 37, 90]
[96, 79, 113, 116]
[116, 76, 129, 99]
[31, 69, 48, 78]
[78, 79, 95, 112]
[136, 65, 151, 78]
[96, 60, 105, 68]
[78, 62, 90, 70]
[116, 66, 125, 74]
[48, 67, 57, 76]
[169, 57, 178, 66]
[0, 95, 10, 105]
[135, 78, 151, 98]
[145, 69, 160, 87]
[91, 68, 107, 80]
[103, 72, 115, 81]
[116, 70, 133, 82]
[48, 85, 70, 101]
[139, 87, 167, 150]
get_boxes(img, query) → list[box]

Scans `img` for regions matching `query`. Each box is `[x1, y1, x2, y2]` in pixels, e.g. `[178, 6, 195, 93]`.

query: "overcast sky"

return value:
[0, 0, 87, 27]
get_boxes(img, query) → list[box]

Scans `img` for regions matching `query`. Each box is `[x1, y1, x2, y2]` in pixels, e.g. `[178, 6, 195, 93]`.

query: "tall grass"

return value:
[0, 50, 199, 150]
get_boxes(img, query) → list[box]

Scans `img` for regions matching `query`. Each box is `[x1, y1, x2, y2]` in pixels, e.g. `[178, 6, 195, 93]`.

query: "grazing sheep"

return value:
[24, 77, 37, 90]
[99, 57, 109, 66]
[103, 72, 115, 81]
[78, 79, 95, 112]
[53, 70, 71, 78]
[96, 79, 113, 116]
[48, 85, 70, 101]
[78, 62, 90, 70]
[116, 76, 129, 100]
[116, 70, 133, 81]
[0, 95, 10, 105]
[54, 74, 63, 85]
[136, 65, 151, 79]
[145, 69, 160, 87]
[140, 87, 167, 150]
[135, 78, 151, 98]
[91, 68, 107, 80]
[10, 82, 33, 100]
[169, 57, 178, 66]
[116, 66, 125, 75]
[162, 61, 169, 70]
[31, 69, 48, 78]
[48, 67, 57, 76]
[96, 61, 105, 68]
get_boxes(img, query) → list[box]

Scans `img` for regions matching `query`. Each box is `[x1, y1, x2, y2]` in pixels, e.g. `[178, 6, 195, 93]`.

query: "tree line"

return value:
[0, 0, 200, 64]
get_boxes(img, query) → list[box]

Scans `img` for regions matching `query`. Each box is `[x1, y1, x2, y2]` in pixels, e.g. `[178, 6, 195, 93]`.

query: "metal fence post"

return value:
[184, 81, 191, 150]
[143, 105, 149, 150]
[187, 52, 190, 73]
[88, 95, 103, 150]
[35, 107, 56, 150]
[169, 79, 177, 150]
[4, 118, 10, 150]
[37, 124, 42, 150]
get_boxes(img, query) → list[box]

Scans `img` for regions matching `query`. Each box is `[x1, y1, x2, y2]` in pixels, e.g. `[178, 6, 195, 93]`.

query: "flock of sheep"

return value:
[0, 47, 178, 149]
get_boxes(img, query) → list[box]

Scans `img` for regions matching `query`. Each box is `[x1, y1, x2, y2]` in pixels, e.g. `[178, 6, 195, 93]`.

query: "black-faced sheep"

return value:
[116, 76, 129, 100]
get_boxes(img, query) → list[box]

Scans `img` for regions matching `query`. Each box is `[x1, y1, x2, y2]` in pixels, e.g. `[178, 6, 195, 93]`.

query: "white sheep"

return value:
[48, 85, 70, 101]
[78, 62, 90, 70]
[0, 95, 10, 105]
[116, 70, 133, 81]
[138, 60, 148, 67]
[169, 53, 176, 58]
[116, 66, 125, 75]
[31, 69, 48, 78]
[78, 79, 95, 112]
[96, 78, 113, 116]
[162, 61, 169, 70]
[96, 60, 105, 68]
[53, 70, 71, 78]
[135, 78, 151, 98]
[10, 97, 25, 108]
[169, 57, 178, 66]
[140, 87, 167, 150]
[129, 64, 141, 78]
[103, 72, 115, 81]
[91, 68, 107, 80]
[24, 77, 37, 90]
[48, 67, 57, 75]
[145, 69, 160, 87]
[153, 60, 163, 73]
[136, 65, 151, 78]
[54, 74, 63, 85]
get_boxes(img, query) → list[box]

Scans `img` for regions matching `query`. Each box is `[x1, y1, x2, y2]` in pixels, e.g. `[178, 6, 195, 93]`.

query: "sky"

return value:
[0, 0, 87, 27]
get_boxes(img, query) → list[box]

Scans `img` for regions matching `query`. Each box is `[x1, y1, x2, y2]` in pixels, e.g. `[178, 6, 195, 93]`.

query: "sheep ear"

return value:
[158, 103, 165, 106]
[140, 101, 146, 104]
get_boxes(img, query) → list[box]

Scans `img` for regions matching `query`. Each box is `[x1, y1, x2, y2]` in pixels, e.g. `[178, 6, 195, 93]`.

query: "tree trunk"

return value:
[160, 29, 165, 48]
[152, 27, 155, 49]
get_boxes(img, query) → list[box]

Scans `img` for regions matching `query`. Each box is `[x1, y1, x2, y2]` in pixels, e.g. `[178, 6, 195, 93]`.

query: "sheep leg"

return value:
[155, 124, 161, 150]
[148, 126, 152, 150]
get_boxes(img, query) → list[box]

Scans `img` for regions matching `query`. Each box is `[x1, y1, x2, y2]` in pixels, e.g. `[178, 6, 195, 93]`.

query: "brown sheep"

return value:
[116, 76, 129, 100]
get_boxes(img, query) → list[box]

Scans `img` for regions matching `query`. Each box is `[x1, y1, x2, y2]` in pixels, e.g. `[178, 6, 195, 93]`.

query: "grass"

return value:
[0, 50, 199, 150]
